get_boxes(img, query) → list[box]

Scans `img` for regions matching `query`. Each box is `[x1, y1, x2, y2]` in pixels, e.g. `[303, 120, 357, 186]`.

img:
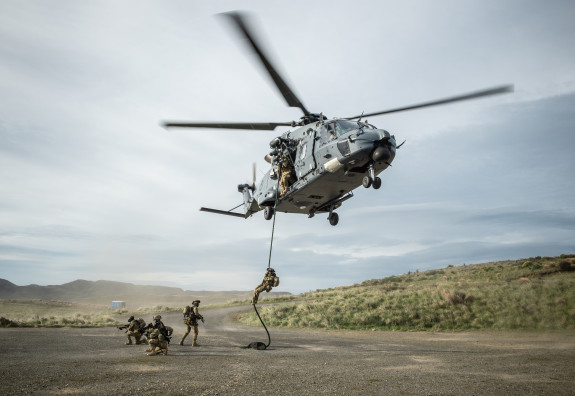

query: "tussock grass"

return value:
[0, 300, 126, 328]
[239, 254, 575, 331]
[0, 300, 190, 328]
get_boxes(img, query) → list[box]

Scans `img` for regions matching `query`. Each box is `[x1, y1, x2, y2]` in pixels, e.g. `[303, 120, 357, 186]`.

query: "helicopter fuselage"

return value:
[246, 118, 396, 222]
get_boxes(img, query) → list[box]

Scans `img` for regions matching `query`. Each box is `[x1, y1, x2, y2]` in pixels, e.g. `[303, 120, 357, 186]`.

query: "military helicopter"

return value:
[163, 12, 512, 226]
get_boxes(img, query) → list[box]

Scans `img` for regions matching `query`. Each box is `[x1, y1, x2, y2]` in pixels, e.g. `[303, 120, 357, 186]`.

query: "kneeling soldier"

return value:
[146, 328, 169, 356]
[126, 316, 147, 345]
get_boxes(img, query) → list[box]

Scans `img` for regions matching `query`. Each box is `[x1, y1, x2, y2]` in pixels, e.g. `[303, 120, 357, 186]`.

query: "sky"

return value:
[1, 0, 574, 294]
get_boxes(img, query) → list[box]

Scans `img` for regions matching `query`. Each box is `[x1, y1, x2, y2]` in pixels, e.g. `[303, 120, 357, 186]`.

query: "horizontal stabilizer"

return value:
[200, 207, 247, 218]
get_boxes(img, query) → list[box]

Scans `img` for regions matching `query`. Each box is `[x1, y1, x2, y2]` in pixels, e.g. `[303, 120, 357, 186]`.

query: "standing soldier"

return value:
[251, 268, 280, 304]
[279, 155, 296, 197]
[179, 300, 204, 346]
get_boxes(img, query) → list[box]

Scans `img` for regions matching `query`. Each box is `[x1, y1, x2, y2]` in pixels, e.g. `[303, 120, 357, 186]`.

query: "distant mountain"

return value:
[0, 279, 291, 308]
[0, 279, 184, 300]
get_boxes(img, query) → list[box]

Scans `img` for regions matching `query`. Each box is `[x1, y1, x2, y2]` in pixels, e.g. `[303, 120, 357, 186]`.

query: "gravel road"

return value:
[2, 306, 574, 395]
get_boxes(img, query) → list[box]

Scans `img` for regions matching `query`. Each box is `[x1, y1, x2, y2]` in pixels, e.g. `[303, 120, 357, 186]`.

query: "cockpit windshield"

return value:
[319, 119, 377, 146]
[335, 120, 376, 136]
[334, 120, 360, 136]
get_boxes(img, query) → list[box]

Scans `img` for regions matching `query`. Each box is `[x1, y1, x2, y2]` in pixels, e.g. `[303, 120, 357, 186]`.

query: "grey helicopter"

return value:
[163, 12, 512, 226]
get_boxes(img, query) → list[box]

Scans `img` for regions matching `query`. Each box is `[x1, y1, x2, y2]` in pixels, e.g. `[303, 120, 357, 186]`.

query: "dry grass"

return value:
[239, 254, 575, 331]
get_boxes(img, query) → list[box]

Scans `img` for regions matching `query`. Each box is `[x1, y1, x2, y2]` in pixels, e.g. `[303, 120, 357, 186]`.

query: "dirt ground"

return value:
[2, 306, 574, 395]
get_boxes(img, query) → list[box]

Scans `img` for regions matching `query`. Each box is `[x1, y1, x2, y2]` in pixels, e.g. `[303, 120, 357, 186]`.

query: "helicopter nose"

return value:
[371, 144, 392, 162]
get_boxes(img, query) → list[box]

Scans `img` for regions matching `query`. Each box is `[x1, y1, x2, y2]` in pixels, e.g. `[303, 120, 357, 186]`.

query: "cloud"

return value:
[1, 1, 575, 294]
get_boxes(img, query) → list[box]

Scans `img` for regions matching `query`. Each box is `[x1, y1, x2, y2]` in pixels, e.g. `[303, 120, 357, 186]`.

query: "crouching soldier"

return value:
[126, 316, 147, 345]
[145, 315, 173, 356]
[146, 328, 168, 356]
[179, 300, 204, 346]
[251, 268, 280, 304]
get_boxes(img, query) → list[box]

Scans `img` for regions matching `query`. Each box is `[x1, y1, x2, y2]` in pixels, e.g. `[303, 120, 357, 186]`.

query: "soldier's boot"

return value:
[146, 349, 159, 356]
[192, 335, 199, 347]
[125, 341, 133, 345]
[179, 333, 188, 346]
[162, 348, 168, 355]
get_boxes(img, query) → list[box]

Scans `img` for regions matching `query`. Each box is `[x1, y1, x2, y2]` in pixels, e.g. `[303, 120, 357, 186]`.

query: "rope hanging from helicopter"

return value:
[250, 158, 284, 350]
[266, 160, 282, 270]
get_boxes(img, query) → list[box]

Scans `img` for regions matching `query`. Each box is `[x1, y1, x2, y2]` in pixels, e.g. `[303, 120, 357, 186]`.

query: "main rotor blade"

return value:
[222, 11, 310, 117]
[162, 121, 291, 131]
[346, 85, 514, 120]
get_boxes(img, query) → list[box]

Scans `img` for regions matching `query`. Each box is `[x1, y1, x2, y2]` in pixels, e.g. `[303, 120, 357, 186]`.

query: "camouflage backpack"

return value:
[183, 306, 191, 324]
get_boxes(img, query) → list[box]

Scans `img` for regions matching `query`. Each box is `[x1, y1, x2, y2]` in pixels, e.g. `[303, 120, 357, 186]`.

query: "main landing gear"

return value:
[328, 212, 339, 226]
[327, 204, 339, 226]
[264, 206, 274, 220]
[363, 163, 382, 190]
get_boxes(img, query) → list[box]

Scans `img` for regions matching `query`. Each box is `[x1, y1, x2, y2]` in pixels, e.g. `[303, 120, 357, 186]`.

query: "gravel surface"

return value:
[2, 306, 574, 395]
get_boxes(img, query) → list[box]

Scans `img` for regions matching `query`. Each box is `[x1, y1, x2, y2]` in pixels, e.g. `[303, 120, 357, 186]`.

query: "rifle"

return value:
[140, 326, 150, 340]
[116, 325, 129, 331]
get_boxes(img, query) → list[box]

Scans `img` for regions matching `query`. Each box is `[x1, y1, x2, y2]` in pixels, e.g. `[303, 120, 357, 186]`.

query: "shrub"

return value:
[559, 261, 573, 272]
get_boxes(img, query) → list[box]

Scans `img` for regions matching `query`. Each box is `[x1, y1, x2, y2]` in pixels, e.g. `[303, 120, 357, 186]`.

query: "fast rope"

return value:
[248, 160, 283, 350]
[266, 161, 282, 269]
[252, 303, 271, 348]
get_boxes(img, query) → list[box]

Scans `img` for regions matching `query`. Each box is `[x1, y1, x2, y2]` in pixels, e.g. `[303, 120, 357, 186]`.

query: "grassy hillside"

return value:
[239, 254, 575, 331]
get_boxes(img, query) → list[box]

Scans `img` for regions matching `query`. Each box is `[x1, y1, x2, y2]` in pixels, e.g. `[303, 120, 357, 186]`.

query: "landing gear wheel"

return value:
[328, 212, 339, 226]
[264, 206, 274, 220]
[362, 176, 372, 188]
[372, 177, 382, 189]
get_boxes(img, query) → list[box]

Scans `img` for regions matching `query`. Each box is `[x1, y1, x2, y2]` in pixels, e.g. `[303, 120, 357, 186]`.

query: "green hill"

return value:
[240, 254, 575, 331]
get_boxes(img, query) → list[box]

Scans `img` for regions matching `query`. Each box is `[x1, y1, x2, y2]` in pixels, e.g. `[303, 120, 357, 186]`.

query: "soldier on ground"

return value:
[117, 316, 145, 345]
[126, 316, 147, 345]
[145, 315, 173, 356]
[179, 300, 204, 346]
[251, 268, 280, 304]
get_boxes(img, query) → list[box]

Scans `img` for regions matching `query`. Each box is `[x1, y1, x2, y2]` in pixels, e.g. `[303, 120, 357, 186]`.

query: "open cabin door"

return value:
[294, 128, 317, 179]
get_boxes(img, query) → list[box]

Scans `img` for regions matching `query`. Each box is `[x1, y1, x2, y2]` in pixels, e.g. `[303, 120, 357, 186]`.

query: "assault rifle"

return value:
[116, 325, 129, 331]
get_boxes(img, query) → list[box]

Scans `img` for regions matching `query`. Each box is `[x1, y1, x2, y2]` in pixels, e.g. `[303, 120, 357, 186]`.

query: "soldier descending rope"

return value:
[251, 268, 280, 304]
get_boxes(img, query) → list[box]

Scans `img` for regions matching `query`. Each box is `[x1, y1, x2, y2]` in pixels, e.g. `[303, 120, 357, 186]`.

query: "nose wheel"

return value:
[363, 163, 382, 189]
[362, 176, 382, 190]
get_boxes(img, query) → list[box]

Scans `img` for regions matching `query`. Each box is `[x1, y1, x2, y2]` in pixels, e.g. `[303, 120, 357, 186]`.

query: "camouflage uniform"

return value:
[279, 156, 296, 196]
[252, 268, 280, 304]
[145, 315, 172, 356]
[146, 329, 169, 356]
[126, 317, 146, 345]
[179, 300, 204, 346]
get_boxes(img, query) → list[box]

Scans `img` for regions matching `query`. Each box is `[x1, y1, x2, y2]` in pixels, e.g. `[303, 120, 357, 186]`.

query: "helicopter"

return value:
[163, 12, 513, 226]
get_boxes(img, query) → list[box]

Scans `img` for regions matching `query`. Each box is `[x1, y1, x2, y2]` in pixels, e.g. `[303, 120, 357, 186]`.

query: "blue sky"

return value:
[1, 0, 574, 293]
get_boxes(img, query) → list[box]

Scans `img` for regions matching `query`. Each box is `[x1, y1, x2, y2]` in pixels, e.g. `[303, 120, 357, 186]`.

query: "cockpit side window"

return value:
[319, 123, 337, 147]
